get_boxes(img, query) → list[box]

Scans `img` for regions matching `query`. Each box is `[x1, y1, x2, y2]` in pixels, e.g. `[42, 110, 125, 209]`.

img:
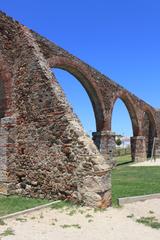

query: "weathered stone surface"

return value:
[82, 192, 102, 207]
[101, 190, 112, 208]
[0, 182, 9, 194]
[82, 190, 112, 208]
[78, 173, 111, 194]
[0, 11, 159, 208]
[131, 136, 147, 162]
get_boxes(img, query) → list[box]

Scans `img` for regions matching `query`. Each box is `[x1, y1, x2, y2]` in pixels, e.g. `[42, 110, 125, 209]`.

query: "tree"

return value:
[115, 138, 122, 146]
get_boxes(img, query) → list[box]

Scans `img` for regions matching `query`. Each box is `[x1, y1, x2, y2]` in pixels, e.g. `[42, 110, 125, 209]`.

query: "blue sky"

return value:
[1, 0, 160, 136]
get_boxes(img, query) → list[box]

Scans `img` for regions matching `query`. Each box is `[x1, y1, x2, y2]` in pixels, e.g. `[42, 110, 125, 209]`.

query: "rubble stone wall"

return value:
[0, 12, 111, 208]
[32, 30, 160, 161]
[0, 12, 159, 207]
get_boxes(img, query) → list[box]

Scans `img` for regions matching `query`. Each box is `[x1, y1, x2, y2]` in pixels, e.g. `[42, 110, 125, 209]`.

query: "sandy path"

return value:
[130, 159, 160, 166]
[1, 199, 160, 240]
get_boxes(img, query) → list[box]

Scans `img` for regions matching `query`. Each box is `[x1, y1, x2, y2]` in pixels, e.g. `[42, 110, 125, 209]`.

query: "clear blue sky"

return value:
[1, 0, 160, 136]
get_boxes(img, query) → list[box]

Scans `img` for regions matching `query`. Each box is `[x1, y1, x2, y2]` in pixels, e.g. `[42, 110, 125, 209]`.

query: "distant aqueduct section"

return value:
[0, 11, 160, 208]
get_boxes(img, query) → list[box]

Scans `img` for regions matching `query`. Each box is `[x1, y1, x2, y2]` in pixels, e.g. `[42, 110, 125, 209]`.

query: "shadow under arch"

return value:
[48, 56, 105, 132]
[111, 93, 140, 137]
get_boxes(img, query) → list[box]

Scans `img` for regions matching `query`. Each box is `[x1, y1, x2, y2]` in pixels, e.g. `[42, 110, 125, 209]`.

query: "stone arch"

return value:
[53, 68, 96, 134]
[111, 93, 140, 136]
[142, 107, 157, 158]
[48, 56, 105, 132]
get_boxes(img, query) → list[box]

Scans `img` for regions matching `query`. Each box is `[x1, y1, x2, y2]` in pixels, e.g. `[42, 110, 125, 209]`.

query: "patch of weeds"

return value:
[0, 227, 15, 236]
[40, 213, 44, 219]
[94, 208, 106, 213]
[136, 216, 160, 229]
[86, 208, 92, 211]
[0, 219, 6, 226]
[51, 218, 57, 226]
[31, 216, 36, 220]
[60, 224, 81, 229]
[67, 209, 77, 216]
[127, 214, 134, 219]
[88, 219, 93, 223]
[85, 214, 93, 218]
[78, 209, 84, 214]
[16, 217, 27, 222]
[149, 210, 154, 214]
[112, 204, 123, 209]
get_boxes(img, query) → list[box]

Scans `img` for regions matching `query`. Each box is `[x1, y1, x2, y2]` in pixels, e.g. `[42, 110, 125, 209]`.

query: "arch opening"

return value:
[111, 97, 138, 164]
[142, 111, 157, 158]
[52, 68, 97, 137]
[49, 58, 104, 132]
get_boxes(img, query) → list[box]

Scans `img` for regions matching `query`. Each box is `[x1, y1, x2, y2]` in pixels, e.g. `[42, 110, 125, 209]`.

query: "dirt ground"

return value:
[1, 199, 160, 240]
[130, 159, 160, 166]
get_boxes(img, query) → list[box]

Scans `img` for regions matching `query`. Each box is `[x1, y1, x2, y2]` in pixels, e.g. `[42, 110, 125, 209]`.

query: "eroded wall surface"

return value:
[0, 12, 159, 207]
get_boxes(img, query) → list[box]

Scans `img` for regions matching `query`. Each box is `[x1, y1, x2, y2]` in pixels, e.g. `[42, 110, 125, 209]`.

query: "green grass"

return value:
[115, 154, 132, 165]
[0, 196, 49, 217]
[112, 166, 160, 206]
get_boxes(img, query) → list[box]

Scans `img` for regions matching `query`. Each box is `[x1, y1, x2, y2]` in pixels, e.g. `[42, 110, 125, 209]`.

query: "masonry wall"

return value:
[0, 12, 111, 208]
[33, 31, 158, 136]
[0, 12, 160, 208]
[33, 30, 160, 161]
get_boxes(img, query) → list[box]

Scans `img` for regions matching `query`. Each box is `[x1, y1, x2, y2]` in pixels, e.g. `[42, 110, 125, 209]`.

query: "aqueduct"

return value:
[0, 12, 160, 208]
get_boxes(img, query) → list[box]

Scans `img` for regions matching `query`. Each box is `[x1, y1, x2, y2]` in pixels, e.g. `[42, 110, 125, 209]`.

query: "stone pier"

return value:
[131, 136, 147, 162]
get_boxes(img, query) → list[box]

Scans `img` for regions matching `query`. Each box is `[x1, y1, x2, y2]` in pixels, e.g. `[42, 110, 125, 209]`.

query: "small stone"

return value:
[26, 184, 32, 190]
[31, 181, 38, 186]
[16, 171, 26, 177]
